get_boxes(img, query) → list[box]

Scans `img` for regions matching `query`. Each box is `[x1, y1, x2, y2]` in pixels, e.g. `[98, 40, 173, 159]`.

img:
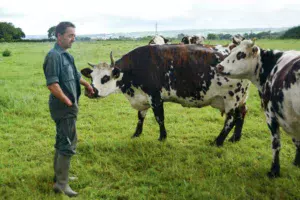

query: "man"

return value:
[43, 21, 94, 197]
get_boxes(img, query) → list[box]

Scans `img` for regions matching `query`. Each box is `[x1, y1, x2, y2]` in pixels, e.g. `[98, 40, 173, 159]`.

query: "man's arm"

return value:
[47, 83, 73, 106]
[80, 78, 94, 96]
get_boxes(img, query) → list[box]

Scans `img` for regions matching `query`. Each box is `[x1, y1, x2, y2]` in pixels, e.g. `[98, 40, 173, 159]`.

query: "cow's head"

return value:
[181, 35, 204, 45]
[181, 36, 191, 44]
[191, 35, 205, 44]
[216, 39, 260, 79]
[81, 52, 122, 98]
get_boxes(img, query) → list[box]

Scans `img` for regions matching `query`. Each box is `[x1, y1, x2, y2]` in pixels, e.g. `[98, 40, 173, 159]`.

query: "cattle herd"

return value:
[81, 35, 300, 178]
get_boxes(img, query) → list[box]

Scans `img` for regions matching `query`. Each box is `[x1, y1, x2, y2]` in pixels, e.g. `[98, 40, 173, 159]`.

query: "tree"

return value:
[282, 25, 300, 39]
[0, 22, 25, 41]
[218, 33, 232, 40]
[13, 28, 25, 39]
[177, 33, 185, 40]
[207, 33, 218, 40]
[47, 26, 56, 39]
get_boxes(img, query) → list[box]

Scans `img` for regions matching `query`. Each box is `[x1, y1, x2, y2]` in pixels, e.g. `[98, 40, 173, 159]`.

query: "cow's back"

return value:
[116, 45, 224, 96]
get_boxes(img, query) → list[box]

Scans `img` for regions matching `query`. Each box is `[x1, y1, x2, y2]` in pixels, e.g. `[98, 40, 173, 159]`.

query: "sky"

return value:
[1, 0, 300, 35]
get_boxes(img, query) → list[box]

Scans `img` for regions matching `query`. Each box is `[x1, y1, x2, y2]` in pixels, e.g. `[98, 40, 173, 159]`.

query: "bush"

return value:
[2, 49, 12, 57]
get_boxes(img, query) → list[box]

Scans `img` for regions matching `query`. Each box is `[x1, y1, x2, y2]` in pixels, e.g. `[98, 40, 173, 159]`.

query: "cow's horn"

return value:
[110, 51, 115, 66]
[246, 39, 255, 48]
[88, 62, 95, 68]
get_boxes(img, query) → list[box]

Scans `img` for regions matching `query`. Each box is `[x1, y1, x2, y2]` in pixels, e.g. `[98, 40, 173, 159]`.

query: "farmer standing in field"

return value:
[43, 21, 94, 197]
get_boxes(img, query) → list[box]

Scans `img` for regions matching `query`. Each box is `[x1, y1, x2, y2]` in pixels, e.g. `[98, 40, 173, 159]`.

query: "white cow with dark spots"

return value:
[217, 39, 300, 177]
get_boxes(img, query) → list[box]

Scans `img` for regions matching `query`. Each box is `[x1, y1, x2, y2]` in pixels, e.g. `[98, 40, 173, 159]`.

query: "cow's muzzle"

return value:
[85, 84, 100, 98]
[216, 64, 230, 76]
[216, 64, 224, 73]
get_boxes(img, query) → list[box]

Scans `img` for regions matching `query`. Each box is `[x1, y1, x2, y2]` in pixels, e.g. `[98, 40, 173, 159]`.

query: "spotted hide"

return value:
[181, 35, 205, 45]
[217, 39, 300, 177]
[81, 44, 250, 146]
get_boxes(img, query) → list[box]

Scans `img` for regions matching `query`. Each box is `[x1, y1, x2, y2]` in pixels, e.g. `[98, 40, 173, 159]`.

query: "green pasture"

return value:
[1, 39, 300, 199]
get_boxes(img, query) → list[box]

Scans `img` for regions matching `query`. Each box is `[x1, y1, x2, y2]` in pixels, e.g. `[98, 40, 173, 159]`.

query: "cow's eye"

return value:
[101, 75, 110, 84]
[236, 52, 246, 60]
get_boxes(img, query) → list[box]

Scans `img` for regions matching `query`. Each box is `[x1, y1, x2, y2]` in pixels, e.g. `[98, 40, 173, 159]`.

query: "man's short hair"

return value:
[55, 22, 75, 38]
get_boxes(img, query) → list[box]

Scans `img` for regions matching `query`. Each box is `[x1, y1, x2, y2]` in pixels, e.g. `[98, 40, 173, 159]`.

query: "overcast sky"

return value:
[1, 0, 300, 35]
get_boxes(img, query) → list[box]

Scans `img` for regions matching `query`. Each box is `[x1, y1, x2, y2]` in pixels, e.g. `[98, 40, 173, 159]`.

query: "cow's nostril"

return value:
[92, 86, 99, 97]
[217, 64, 224, 72]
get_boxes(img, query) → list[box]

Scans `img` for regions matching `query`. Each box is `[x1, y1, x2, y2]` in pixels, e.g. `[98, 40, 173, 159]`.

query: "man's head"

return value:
[55, 22, 76, 50]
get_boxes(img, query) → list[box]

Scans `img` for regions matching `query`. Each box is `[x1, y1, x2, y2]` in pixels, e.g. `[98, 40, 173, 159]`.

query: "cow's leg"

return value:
[213, 110, 235, 146]
[292, 138, 300, 167]
[151, 96, 167, 141]
[132, 110, 148, 138]
[267, 116, 281, 178]
[229, 104, 247, 143]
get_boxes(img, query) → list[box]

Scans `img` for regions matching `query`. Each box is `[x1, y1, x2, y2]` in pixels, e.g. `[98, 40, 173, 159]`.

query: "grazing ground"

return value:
[1, 39, 300, 199]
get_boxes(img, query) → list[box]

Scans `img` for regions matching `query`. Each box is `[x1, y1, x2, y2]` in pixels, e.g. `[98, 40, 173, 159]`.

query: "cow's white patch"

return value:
[125, 86, 151, 111]
[278, 81, 300, 139]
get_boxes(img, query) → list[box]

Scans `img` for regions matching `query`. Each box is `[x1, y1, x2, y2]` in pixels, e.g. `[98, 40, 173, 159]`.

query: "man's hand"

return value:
[80, 77, 95, 97]
[85, 84, 95, 97]
[47, 83, 73, 106]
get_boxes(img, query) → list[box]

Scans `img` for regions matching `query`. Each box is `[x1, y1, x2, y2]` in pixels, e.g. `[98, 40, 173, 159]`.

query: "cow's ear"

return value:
[229, 44, 236, 51]
[252, 46, 259, 56]
[112, 67, 120, 79]
[232, 36, 240, 45]
[81, 68, 93, 78]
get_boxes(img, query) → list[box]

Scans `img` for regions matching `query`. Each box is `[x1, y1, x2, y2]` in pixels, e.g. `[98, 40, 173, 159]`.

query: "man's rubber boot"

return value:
[53, 154, 78, 197]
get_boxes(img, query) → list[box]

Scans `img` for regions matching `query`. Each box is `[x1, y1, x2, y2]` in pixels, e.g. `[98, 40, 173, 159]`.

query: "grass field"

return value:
[1, 39, 300, 199]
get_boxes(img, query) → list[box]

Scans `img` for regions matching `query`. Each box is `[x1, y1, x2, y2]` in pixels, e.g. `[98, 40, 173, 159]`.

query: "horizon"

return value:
[25, 26, 290, 39]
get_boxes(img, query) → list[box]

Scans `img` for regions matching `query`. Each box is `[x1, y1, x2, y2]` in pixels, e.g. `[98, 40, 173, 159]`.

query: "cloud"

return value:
[1, 0, 300, 35]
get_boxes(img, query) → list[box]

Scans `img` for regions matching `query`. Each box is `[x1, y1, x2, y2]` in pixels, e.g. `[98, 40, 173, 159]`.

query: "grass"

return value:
[1, 39, 300, 199]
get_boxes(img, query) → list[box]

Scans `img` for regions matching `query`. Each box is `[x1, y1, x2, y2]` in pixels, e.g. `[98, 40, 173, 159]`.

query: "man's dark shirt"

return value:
[43, 43, 81, 120]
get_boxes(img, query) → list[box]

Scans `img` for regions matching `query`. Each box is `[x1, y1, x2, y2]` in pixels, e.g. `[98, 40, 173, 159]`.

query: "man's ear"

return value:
[81, 68, 93, 78]
[112, 67, 120, 79]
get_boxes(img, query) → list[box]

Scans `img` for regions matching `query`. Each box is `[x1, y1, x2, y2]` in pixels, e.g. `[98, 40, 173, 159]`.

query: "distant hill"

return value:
[25, 27, 289, 40]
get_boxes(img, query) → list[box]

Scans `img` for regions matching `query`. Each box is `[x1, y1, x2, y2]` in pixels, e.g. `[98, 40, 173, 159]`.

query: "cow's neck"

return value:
[252, 48, 283, 92]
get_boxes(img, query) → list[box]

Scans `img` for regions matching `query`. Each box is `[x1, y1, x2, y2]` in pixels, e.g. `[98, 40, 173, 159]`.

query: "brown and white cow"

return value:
[217, 39, 300, 177]
[81, 44, 250, 146]
[181, 35, 205, 45]
[149, 35, 170, 45]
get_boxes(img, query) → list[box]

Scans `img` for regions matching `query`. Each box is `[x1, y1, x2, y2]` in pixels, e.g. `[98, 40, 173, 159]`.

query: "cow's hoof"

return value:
[293, 160, 300, 167]
[210, 140, 223, 147]
[131, 133, 141, 138]
[158, 137, 166, 141]
[267, 171, 280, 178]
[228, 135, 241, 143]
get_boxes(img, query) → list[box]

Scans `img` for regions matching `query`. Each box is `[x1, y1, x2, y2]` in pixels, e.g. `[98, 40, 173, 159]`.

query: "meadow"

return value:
[1, 39, 300, 199]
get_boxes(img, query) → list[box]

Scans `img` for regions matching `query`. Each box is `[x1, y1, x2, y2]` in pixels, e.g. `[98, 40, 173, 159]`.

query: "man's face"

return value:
[58, 27, 75, 50]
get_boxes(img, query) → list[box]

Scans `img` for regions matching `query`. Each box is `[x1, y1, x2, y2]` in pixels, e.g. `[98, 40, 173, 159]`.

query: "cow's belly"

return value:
[278, 82, 300, 139]
[160, 78, 249, 113]
[161, 87, 225, 111]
